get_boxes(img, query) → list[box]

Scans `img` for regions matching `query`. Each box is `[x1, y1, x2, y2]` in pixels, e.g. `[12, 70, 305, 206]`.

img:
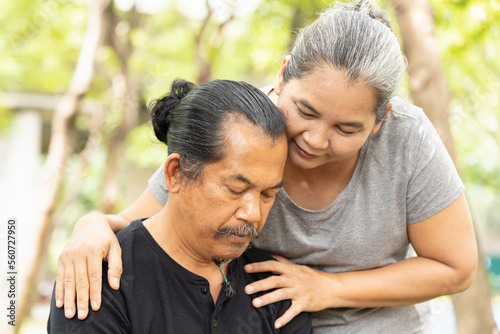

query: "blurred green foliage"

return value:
[432, 0, 500, 237]
[433, 0, 500, 189]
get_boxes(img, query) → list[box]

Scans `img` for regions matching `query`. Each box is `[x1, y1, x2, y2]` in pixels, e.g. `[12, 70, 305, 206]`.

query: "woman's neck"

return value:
[282, 152, 360, 210]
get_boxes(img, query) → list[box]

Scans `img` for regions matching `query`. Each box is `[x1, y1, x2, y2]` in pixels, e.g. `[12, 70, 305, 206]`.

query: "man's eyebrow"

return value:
[231, 174, 283, 189]
[298, 99, 365, 129]
[271, 181, 284, 189]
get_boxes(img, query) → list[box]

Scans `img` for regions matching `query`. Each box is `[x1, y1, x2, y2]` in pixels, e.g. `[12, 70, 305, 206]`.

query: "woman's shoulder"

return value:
[379, 97, 438, 141]
[387, 97, 429, 124]
[364, 97, 442, 169]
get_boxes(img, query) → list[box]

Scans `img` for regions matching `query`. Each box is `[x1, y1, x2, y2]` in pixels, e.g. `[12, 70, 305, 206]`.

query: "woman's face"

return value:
[273, 59, 389, 170]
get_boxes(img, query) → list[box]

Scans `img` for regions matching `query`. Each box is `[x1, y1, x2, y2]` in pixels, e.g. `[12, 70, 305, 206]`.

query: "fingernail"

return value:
[78, 309, 84, 319]
[65, 308, 73, 318]
[56, 300, 62, 308]
[254, 298, 262, 306]
[246, 286, 254, 293]
[113, 278, 120, 289]
[244, 265, 252, 271]
[91, 300, 98, 310]
[275, 321, 282, 329]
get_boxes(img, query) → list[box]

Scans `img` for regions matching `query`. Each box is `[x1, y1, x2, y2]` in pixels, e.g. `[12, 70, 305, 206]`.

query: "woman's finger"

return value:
[55, 259, 66, 308]
[251, 286, 292, 308]
[106, 241, 123, 290]
[245, 274, 285, 296]
[274, 302, 304, 329]
[74, 258, 90, 320]
[62, 259, 76, 319]
[244, 260, 286, 275]
[88, 254, 103, 311]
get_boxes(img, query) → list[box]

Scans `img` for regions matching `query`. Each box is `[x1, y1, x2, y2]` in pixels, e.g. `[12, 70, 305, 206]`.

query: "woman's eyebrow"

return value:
[298, 99, 365, 129]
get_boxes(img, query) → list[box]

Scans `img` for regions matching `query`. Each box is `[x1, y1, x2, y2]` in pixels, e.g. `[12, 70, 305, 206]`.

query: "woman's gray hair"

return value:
[284, 0, 406, 121]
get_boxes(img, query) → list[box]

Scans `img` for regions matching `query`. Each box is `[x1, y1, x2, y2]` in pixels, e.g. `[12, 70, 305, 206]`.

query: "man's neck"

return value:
[143, 208, 229, 303]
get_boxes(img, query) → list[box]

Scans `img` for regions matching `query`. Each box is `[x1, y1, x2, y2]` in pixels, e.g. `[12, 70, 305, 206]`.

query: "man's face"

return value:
[175, 118, 287, 264]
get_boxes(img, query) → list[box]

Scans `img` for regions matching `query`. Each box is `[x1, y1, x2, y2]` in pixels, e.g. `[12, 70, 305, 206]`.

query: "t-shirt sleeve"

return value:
[405, 110, 465, 224]
[148, 162, 170, 206]
[47, 281, 130, 334]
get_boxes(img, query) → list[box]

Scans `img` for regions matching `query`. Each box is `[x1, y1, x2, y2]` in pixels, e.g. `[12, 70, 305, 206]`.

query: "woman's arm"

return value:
[244, 194, 478, 328]
[55, 187, 163, 320]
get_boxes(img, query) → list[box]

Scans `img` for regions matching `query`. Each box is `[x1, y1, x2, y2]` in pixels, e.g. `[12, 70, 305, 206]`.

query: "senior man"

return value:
[47, 79, 312, 333]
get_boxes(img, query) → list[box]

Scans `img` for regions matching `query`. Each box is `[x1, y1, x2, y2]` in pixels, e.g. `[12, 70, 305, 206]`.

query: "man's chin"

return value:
[213, 242, 250, 264]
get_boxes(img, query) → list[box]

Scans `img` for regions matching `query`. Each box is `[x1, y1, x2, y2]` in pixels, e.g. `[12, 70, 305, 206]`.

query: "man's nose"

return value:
[235, 194, 261, 223]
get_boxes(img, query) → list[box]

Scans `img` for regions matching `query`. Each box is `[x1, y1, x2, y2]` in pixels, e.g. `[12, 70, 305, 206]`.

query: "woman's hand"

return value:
[55, 212, 124, 320]
[244, 255, 331, 329]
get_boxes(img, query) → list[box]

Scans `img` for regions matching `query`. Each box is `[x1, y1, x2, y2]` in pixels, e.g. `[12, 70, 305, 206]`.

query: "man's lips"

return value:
[294, 141, 319, 159]
[227, 233, 252, 243]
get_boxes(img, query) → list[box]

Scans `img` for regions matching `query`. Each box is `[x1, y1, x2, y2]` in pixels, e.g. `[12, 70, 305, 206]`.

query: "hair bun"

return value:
[355, 0, 393, 31]
[150, 79, 196, 144]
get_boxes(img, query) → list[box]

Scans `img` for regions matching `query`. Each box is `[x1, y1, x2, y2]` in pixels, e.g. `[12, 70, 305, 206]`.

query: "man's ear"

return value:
[164, 153, 183, 194]
[273, 55, 291, 96]
[371, 102, 392, 135]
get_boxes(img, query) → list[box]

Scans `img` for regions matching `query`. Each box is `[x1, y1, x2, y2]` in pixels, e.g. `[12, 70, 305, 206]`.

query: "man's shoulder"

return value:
[240, 245, 275, 265]
[107, 219, 157, 275]
[115, 218, 149, 247]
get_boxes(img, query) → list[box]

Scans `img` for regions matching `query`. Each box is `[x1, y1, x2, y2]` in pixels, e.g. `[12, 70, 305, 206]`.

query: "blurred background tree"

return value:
[0, 0, 499, 333]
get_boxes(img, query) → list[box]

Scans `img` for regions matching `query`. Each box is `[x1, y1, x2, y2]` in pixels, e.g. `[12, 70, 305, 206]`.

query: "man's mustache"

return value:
[214, 223, 259, 239]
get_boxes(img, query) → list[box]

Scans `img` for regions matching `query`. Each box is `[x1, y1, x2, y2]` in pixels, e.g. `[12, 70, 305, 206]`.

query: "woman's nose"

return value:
[303, 128, 329, 151]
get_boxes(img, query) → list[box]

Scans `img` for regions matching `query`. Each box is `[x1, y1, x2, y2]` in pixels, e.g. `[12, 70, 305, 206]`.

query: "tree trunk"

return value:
[194, 0, 214, 85]
[101, 6, 140, 214]
[193, 0, 235, 85]
[16, 0, 111, 330]
[392, 1, 499, 333]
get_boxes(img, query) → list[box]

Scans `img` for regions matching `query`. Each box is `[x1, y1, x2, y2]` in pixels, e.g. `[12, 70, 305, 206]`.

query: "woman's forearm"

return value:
[319, 255, 476, 309]
[106, 214, 132, 233]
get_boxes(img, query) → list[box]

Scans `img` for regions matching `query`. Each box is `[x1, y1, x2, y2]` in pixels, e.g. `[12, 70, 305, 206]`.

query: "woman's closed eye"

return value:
[336, 126, 355, 135]
[297, 107, 315, 119]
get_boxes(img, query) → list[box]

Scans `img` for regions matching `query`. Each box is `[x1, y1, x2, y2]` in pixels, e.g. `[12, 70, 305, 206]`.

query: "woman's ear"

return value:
[273, 55, 291, 96]
[371, 102, 392, 135]
[164, 153, 183, 193]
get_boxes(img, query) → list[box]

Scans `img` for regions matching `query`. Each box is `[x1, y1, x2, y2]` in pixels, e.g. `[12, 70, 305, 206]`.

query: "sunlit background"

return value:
[0, 0, 499, 333]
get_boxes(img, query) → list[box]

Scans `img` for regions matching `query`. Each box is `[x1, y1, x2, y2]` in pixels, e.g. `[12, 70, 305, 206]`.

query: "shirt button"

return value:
[212, 319, 217, 328]
[201, 287, 208, 294]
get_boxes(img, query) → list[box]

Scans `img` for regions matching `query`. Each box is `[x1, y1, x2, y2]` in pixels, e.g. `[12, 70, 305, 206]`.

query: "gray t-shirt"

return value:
[148, 88, 464, 333]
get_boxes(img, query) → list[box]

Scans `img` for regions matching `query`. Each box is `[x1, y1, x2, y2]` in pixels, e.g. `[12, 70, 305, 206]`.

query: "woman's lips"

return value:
[294, 141, 319, 159]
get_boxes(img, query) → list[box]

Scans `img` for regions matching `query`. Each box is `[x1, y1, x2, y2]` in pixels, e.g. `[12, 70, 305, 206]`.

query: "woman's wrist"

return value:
[107, 214, 131, 233]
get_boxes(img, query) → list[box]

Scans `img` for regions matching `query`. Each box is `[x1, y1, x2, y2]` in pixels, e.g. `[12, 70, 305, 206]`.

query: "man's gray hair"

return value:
[284, 0, 406, 121]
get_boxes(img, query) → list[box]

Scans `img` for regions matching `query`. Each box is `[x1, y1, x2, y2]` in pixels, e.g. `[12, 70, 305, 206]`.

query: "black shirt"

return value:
[48, 219, 312, 333]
